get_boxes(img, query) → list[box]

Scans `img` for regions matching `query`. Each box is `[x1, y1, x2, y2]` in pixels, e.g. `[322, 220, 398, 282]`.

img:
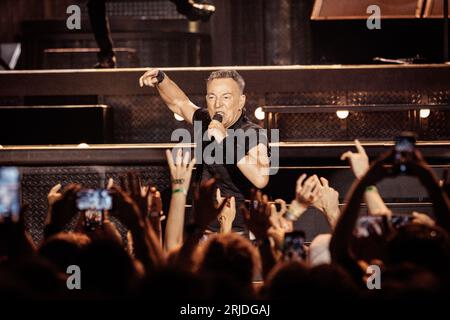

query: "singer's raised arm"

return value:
[139, 68, 199, 124]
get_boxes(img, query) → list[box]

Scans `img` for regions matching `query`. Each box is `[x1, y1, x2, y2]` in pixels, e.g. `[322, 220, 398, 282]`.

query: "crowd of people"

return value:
[0, 140, 449, 302]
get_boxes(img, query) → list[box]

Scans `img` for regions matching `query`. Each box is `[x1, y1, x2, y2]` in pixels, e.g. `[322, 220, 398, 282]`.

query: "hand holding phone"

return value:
[394, 132, 416, 174]
[76, 189, 112, 230]
[282, 230, 306, 261]
[0, 167, 20, 222]
[354, 215, 388, 238]
[391, 215, 413, 229]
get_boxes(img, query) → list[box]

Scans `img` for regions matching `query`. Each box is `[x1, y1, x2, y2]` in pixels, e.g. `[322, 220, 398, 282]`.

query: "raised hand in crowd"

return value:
[44, 183, 81, 239]
[242, 190, 272, 240]
[411, 211, 435, 227]
[142, 185, 164, 245]
[164, 148, 196, 252]
[109, 180, 164, 275]
[268, 199, 292, 251]
[285, 174, 321, 221]
[174, 178, 226, 271]
[340, 139, 369, 179]
[331, 144, 450, 284]
[311, 177, 341, 229]
[216, 188, 236, 234]
[242, 190, 278, 279]
[341, 139, 391, 218]
[192, 178, 227, 232]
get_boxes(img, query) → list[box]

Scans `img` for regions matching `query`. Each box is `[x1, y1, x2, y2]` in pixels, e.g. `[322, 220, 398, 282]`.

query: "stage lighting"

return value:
[174, 113, 184, 121]
[254, 107, 265, 120]
[336, 110, 349, 119]
[419, 109, 430, 118]
[77, 143, 90, 148]
[0, 43, 21, 70]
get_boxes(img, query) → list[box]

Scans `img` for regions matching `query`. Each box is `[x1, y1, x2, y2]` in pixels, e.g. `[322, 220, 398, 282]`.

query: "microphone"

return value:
[208, 112, 223, 141]
[212, 113, 223, 123]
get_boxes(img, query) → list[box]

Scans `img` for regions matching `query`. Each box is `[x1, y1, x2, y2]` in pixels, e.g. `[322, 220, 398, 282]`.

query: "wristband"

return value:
[366, 185, 376, 192]
[172, 188, 187, 196]
[156, 70, 165, 84]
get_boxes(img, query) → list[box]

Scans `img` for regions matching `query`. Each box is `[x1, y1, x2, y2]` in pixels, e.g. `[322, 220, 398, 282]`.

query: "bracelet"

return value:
[172, 178, 185, 185]
[366, 185, 376, 192]
[156, 70, 165, 84]
[172, 188, 187, 196]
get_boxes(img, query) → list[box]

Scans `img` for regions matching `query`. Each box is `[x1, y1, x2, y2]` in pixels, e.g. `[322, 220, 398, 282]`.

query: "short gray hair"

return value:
[206, 70, 245, 93]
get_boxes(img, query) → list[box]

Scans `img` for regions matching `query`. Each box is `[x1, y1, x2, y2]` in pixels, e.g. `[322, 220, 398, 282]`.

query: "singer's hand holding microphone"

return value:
[208, 113, 227, 143]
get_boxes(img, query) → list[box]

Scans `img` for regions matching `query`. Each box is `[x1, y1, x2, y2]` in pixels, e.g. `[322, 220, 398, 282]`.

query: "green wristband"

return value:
[366, 185, 376, 192]
[172, 188, 187, 196]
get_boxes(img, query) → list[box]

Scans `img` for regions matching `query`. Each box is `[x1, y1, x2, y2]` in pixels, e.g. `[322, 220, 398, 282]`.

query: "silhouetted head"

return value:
[198, 233, 259, 291]
[79, 239, 137, 298]
[386, 224, 450, 280]
[39, 232, 91, 273]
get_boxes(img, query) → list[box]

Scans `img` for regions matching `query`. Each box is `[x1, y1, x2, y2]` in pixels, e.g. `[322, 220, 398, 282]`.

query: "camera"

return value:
[0, 167, 21, 220]
[282, 230, 306, 261]
[76, 189, 112, 230]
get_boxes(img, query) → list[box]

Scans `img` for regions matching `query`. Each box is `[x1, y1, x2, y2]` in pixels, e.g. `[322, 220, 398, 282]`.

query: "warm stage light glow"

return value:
[419, 109, 430, 118]
[174, 113, 184, 121]
[77, 143, 90, 148]
[254, 107, 265, 120]
[336, 110, 349, 119]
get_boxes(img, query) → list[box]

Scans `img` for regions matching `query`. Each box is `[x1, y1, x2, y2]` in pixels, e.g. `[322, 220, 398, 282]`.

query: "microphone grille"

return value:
[212, 113, 223, 122]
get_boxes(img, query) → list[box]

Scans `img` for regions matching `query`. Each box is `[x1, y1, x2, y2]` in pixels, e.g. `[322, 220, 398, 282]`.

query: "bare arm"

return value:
[139, 68, 198, 124]
[341, 140, 391, 217]
[237, 143, 270, 189]
[164, 149, 196, 252]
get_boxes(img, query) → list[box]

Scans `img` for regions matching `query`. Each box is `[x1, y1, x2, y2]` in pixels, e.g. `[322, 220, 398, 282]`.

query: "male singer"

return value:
[139, 69, 269, 233]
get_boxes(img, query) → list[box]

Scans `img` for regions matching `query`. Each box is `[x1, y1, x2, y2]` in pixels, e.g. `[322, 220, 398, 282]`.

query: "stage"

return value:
[1, 65, 449, 243]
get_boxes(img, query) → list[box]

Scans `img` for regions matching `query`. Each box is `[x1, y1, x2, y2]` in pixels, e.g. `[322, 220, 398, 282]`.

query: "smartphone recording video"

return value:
[391, 215, 413, 229]
[0, 167, 21, 221]
[76, 189, 112, 230]
[283, 230, 306, 261]
[354, 215, 388, 238]
[394, 132, 416, 173]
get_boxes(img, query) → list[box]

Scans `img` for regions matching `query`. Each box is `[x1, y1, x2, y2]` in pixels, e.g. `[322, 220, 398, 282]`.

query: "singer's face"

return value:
[206, 78, 245, 128]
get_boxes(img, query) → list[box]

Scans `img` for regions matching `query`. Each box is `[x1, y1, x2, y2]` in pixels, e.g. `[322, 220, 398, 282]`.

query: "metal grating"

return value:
[265, 91, 345, 106]
[20, 165, 170, 245]
[429, 90, 450, 104]
[347, 91, 423, 105]
[278, 112, 345, 141]
[347, 111, 411, 140]
[105, 94, 200, 143]
[106, 0, 184, 19]
[421, 110, 450, 140]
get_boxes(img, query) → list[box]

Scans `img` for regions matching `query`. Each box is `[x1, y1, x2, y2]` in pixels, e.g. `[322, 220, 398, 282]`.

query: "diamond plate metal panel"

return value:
[106, 0, 184, 18]
[348, 111, 411, 140]
[105, 95, 198, 143]
[20, 165, 169, 245]
[421, 110, 450, 140]
[348, 91, 422, 105]
[429, 90, 450, 104]
[265, 91, 345, 106]
[277, 112, 346, 141]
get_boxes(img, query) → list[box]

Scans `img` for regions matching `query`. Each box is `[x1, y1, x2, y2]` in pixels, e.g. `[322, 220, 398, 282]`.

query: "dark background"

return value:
[0, 0, 448, 69]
